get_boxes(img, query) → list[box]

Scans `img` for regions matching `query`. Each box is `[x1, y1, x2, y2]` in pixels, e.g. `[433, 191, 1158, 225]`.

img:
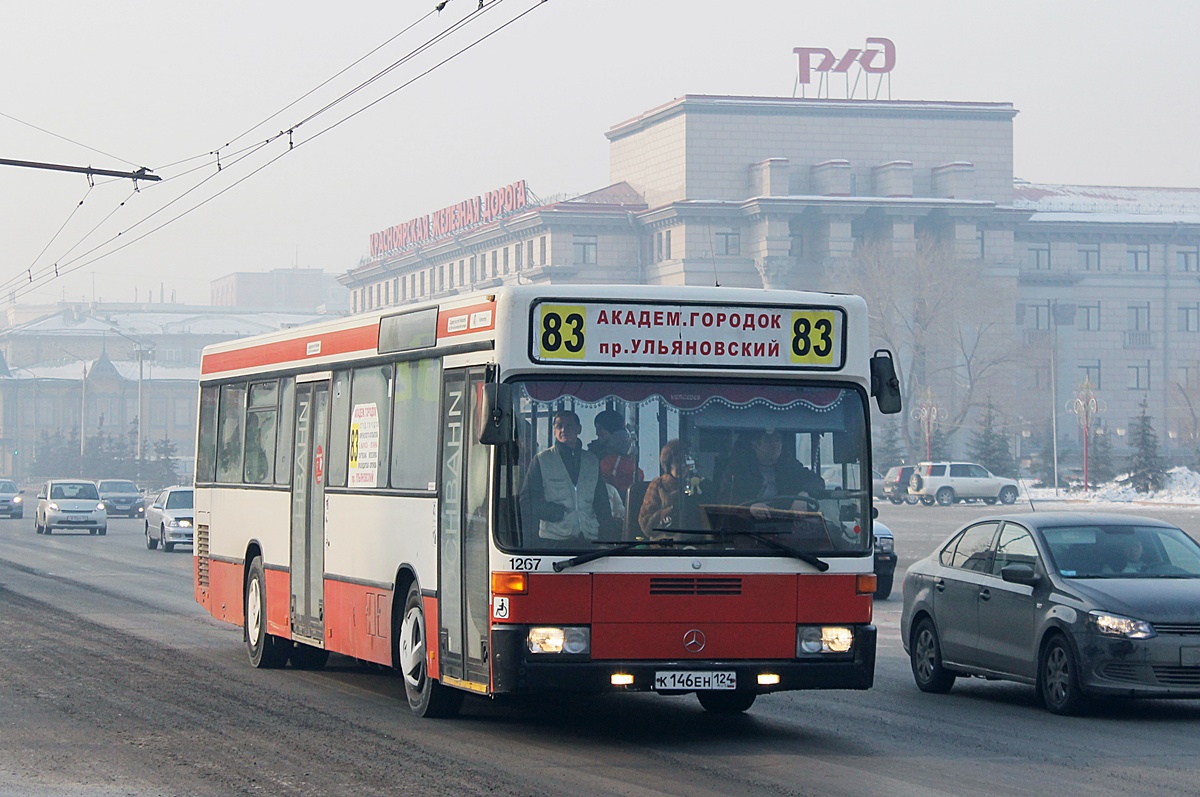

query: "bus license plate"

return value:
[654, 671, 736, 691]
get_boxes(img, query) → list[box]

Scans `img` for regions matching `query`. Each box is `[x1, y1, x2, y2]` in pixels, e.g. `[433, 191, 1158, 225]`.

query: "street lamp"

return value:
[1067, 378, 1105, 492]
[912, 387, 942, 461]
[60, 350, 90, 464]
[104, 328, 155, 470]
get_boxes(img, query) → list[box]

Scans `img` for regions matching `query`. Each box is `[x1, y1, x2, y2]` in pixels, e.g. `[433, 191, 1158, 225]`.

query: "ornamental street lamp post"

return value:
[912, 387, 942, 462]
[1068, 378, 1105, 492]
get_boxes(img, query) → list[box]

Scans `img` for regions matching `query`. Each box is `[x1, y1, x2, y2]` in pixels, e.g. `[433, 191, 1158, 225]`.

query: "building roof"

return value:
[1014, 183, 1200, 222]
[6, 360, 200, 382]
[1, 306, 326, 339]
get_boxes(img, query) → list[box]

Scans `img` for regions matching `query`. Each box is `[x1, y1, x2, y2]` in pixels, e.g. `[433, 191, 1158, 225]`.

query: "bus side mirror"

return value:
[477, 382, 513, 446]
[870, 349, 902, 415]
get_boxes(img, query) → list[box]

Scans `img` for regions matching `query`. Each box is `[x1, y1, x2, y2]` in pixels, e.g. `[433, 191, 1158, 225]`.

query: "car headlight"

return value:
[96, 503, 106, 511]
[1088, 611, 1156, 639]
[875, 536, 894, 553]
[48, 502, 60, 511]
[178, 519, 192, 528]
[527, 626, 590, 655]
[797, 626, 854, 655]
[12, 496, 21, 504]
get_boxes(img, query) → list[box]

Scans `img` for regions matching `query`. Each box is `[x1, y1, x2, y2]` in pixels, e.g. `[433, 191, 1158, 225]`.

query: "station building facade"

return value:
[339, 94, 1200, 466]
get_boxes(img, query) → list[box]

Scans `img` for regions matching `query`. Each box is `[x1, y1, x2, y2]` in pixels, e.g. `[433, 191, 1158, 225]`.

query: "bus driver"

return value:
[519, 410, 619, 544]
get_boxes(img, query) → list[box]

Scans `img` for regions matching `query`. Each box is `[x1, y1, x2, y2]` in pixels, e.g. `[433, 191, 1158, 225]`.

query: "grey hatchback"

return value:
[901, 512, 1200, 714]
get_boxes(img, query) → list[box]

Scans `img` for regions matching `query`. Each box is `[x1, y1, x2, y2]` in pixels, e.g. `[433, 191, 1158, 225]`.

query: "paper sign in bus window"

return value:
[349, 403, 381, 487]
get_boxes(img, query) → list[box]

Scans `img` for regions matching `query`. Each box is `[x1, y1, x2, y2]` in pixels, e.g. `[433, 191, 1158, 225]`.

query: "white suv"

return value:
[908, 462, 1019, 507]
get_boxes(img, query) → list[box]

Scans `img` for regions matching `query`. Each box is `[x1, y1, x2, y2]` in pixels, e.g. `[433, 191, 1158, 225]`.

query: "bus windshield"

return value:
[496, 378, 872, 557]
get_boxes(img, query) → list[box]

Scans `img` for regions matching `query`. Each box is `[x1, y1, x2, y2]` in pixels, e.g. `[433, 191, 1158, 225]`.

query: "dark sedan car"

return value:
[873, 520, 897, 600]
[901, 512, 1200, 715]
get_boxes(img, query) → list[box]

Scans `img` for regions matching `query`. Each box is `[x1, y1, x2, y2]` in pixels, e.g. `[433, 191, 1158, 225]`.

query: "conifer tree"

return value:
[1123, 396, 1166, 493]
[873, 418, 906, 470]
[1088, 427, 1117, 485]
[968, 402, 1017, 477]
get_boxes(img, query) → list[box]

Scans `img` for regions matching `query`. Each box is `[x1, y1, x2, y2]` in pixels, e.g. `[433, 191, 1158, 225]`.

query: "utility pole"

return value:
[0, 158, 160, 183]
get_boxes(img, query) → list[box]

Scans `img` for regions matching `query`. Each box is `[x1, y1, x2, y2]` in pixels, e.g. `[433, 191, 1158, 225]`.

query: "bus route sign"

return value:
[531, 301, 845, 370]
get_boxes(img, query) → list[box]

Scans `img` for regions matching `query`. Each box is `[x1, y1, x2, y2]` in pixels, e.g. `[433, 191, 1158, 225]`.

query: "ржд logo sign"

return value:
[793, 37, 895, 85]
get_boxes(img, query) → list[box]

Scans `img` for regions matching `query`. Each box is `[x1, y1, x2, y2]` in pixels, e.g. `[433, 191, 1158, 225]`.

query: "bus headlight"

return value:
[527, 626, 591, 655]
[797, 626, 854, 655]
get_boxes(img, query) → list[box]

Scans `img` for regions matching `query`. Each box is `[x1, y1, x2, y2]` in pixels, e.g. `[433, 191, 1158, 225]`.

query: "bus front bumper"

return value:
[491, 625, 876, 695]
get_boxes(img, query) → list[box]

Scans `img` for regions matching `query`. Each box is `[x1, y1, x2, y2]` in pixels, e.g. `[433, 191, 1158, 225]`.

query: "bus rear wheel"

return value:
[696, 690, 756, 713]
[245, 556, 290, 669]
[397, 582, 463, 718]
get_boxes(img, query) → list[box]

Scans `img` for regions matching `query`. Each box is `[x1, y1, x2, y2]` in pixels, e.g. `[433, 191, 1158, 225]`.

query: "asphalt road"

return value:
[2, 505, 1200, 797]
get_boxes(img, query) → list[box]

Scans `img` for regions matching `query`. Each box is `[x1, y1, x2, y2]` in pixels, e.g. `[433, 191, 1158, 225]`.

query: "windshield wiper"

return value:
[553, 538, 693, 571]
[662, 528, 831, 571]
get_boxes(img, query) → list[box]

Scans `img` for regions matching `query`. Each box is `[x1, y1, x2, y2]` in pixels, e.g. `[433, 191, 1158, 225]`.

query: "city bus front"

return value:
[486, 374, 878, 711]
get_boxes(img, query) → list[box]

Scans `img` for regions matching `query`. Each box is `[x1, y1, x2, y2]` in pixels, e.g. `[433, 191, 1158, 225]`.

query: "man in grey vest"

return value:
[520, 410, 617, 544]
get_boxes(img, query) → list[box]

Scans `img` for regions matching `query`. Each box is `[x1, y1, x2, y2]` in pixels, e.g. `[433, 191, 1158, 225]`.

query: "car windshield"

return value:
[0, 481, 17, 494]
[50, 482, 100, 501]
[99, 481, 138, 493]
[495, 378, 872, 557]
[165, 490, 194, 510]
[1043, 523, 1200, 578]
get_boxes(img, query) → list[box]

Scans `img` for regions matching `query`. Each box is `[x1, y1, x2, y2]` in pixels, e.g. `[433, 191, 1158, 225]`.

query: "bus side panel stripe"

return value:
[201, 324, 379, 375]
[205, 558, 247, 627]
[323, 579, 393, 667]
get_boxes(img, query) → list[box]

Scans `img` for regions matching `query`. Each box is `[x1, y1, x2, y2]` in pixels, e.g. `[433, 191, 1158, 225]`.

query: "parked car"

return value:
[0, 479, 24, 518]
[881, 465, 918, 505]
[97, 479, 145, 518]
[908, 461, 1019, 506]
[144, 486, 194, 552]
[873, 520, 897, 599]
[901, 512, 1200, 715]
[35, 479, 107, 535]
[871, 470, 886, 500]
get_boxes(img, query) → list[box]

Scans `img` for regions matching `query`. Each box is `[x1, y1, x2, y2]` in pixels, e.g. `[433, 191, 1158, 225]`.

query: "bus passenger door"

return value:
[437, 368, 492, 689]
[290, 377, 330, 645]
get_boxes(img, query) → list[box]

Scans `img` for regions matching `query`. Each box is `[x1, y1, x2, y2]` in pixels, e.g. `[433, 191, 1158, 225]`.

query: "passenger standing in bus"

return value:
[587, 409, 642, 495]
[520, 410, 618, 543]
[638, 439, 707, 536]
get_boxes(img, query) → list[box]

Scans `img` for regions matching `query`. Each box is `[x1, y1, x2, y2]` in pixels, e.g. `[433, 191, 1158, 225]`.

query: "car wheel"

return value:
[696, 690, 756, 713]
[34, 517, 42, 534]
[161, 525, 173, 552]
[398, 582, 463, 718]
[44, 524, 52, 535]
[920, 496, 936, 506]
[909, 473, 924, 492]
[289, 643, 331, 670]
[245, 555, 291, 669]
[889, 496, 903, 505]
[910, 618, 956, 693]
[875, 573, 894, 601]
[1039, 635, 1088, 715]
[89, 529, 97, 536]
[145, 523, 158, 550]
[99, 526, 107, 536]
[935, 487, 955, 506]
[904, 494, 919, 505]
[999, 486, 1018, 505]
[983, 498, 998, 505]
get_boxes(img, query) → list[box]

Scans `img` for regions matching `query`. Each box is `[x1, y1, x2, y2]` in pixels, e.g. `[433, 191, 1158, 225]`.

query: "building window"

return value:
[664, 230, 672, 260]
[1180, 303, 1200, 332]
[491, 250, 498, 277]
[716, 231, 740, 256]
[1033, 366, 1049, 389]
[1127, 245, 1150, 272]
[1128, 302, 1150, 331]
[393, 277, 399, 300]
[419, 271, 426, 296]
[1178, 246, 1199, 272]
[515, 243, 523, 270]
[383, 281, 390, 306]
[1079, 359, 1101, 388]
[352, 290, 359, 314]
[1031, 302, 1051, 331]
[573, 234, 598, 265]
[469, 256, 477, 283]
[1029, 244, 1051, 270]
[539, 236, 547, 265]
[977, 229, 985, 260]
[1128, 362, 1150, 391]
[1079, 244, 1100, 271]
[1080, 303, 1101, 331]
[527, 239, 534, 266]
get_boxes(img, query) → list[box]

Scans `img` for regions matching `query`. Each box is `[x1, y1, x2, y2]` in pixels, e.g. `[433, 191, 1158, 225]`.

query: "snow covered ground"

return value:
[1024, 466, 1200, 507]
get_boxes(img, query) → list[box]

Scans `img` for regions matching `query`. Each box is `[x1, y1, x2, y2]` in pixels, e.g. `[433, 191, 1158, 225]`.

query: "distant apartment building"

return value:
[211, 268, 350, 314]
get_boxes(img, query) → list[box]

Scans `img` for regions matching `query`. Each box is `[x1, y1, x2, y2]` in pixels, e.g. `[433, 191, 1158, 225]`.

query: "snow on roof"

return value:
[1014, 183, 1200, 215]
[5, 309, 325, 338]
[9, 360, 200, 381]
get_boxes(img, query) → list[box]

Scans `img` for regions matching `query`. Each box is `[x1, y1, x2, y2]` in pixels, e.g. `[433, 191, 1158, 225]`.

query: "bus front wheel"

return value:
[245, 556, 290, 669]
[398, 583, 463, 718]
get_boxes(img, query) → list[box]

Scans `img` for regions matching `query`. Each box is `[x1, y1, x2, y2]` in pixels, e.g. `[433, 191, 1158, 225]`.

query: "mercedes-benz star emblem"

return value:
[683, 629, 706, 653]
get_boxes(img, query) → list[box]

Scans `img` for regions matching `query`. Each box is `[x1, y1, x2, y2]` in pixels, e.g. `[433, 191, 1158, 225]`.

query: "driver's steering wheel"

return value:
[740, 494, 821, 512]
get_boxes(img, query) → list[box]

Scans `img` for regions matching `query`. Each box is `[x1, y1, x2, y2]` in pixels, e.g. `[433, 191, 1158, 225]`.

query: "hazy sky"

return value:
[3, 0, 1197, 307]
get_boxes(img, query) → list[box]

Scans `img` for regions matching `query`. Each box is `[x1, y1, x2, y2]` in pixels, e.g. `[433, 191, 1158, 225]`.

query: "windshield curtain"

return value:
[495, 378, 871, 557]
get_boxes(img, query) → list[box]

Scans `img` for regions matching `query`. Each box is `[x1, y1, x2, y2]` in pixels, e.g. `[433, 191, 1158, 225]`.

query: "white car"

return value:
[908, 462, 1019, 506]
[35, 479, 107, 535]
[144, 486, 194, 552]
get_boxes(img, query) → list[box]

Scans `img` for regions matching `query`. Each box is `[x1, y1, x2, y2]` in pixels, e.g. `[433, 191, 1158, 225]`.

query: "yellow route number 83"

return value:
[790, 310, 838, 365]
[537, 305, 586, 360]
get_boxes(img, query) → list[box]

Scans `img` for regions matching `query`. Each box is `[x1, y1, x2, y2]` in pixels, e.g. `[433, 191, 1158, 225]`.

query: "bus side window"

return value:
[244, 381, 278, 485]
[274, 378, 295, 486]
[391, 358, 441, 490]
[216, 384, 246, 483]
[327, 371, 352, 487]
[197, 386, 219, 483]
[348, 365, 392, 488]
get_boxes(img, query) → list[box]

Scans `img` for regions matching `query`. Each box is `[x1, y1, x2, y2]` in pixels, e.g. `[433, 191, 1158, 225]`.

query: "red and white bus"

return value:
[194, 284, 902, 716]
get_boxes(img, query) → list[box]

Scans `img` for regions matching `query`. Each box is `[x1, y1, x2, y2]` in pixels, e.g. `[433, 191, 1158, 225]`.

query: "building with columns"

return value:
[339, 94, 1200, 467]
